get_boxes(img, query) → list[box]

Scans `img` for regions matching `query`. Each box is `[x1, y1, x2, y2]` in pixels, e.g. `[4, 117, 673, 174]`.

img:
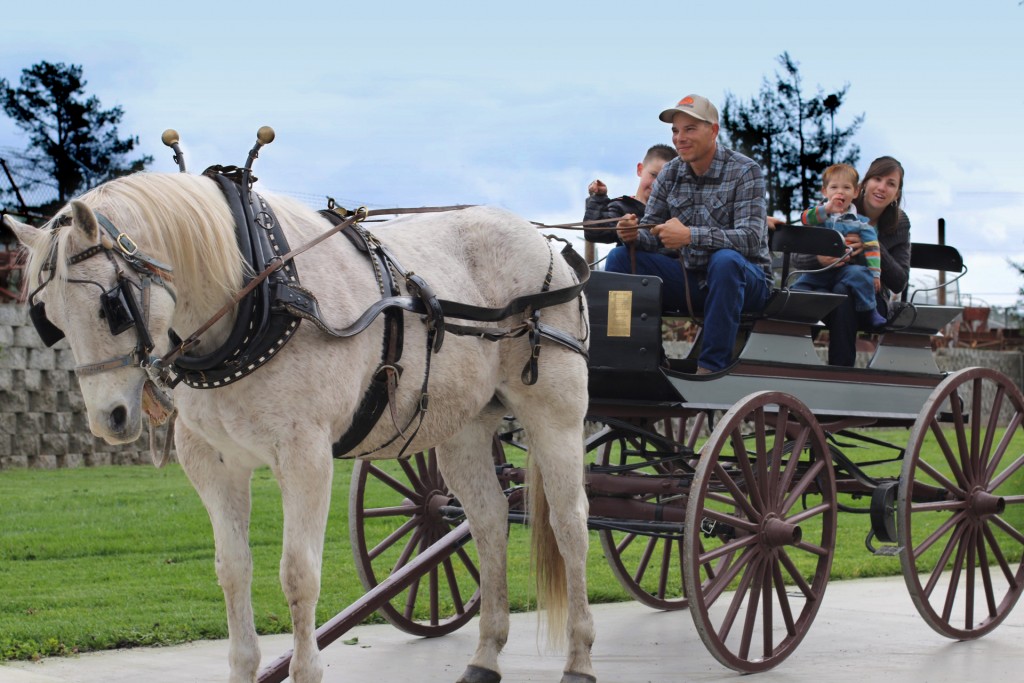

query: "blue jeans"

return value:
[792, 265, 877, 312]
[605, 247, 770, 372]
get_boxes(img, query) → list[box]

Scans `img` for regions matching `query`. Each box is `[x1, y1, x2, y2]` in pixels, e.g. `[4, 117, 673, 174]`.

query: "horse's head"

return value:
[6, 199, 177, 444]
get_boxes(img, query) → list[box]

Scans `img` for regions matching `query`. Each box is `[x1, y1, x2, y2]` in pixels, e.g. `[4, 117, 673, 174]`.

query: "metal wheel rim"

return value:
[684, 391, 837, 672]
[898, 366, 1024, 639]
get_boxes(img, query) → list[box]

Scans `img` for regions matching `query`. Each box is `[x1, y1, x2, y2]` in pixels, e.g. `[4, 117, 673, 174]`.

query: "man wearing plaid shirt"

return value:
[608, 94, 772, 374]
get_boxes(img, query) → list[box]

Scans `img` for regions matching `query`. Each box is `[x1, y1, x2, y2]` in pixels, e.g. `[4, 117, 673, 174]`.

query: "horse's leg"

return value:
[506, 365, 595, 683]
[273, 433, 335, 683]
[435, 411, 510, 683]
[176, 424, 260, 683]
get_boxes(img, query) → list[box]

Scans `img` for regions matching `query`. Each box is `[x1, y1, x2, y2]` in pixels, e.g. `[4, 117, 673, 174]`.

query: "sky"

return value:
[2, 0, 1023, 309]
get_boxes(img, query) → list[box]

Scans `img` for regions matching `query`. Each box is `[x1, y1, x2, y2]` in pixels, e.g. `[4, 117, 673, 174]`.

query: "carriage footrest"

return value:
[865, 529, 903, 556]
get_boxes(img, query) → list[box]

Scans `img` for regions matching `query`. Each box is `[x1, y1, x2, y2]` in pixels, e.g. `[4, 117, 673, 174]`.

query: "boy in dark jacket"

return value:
[584, 144, 676, 249]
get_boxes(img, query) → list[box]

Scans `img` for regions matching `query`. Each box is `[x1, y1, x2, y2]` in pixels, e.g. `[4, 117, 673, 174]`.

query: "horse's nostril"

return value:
[109, 405, 128, 432]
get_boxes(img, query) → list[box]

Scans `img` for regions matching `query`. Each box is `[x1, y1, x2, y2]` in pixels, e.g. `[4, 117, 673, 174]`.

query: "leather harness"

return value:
[30, 167, 590, 460]
[158, 168, 591, 458]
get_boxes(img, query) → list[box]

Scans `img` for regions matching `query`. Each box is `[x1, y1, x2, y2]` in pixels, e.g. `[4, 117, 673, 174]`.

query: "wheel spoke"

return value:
[632, 536, 657, 584]
[738, 556, 765, 660]
[970, 378, 984, 483]
[658, 538, 673, 599]
[777, 548, 815, 599]
[363, 504, 418, 519]
[399, 457, 426, 494]
[949, 389, 973, 487]
[981, 523, 1018, 589]
[772, 559, 797, 635]
[913, 511, 966, 561]
[911, 500, 968, 513]
[712, 462, 762, 521]
[700, 507, 760, 534]
[442, 557, 466, 614]
[929, 417, 970, 490]
[761, 555, 774, 658]
[767, 408, 790, 509]
[368, 516, 420, 560]
[704, 545, 756, 607]
[940, 526, 971, 622]
[978, 383, 1005, 479]
[614, 531, 638, 554]
[990, 514, 1024, 546]
[964, 526, 977, 630]
[392, 525, 426, 574]
[975, 534, 997, 619]
[700, 532, 759, 565]
[454, 546, 482, 584]
[990, 451, 1024, 492]
[780, 458, 826, 516]
[718, 553, 762, 646]
[777, 426, 810, 505]
[732, 427, 766, 515]
[786, 501, 831, 526]
[368, 465, 423, 502]
[986, 413, 1022, 483]
[923, 521, 968, 599]
[916, 459, 967, 498]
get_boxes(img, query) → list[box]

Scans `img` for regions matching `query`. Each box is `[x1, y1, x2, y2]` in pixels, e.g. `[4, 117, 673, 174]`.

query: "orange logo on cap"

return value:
[678, 96, 694, 106]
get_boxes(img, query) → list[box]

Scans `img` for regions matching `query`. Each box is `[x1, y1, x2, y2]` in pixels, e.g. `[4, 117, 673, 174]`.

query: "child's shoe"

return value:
[869, 309, 888, 328]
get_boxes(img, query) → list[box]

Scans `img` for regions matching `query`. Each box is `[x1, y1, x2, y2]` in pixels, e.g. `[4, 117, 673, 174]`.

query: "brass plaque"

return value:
[606, 290, 633, 337]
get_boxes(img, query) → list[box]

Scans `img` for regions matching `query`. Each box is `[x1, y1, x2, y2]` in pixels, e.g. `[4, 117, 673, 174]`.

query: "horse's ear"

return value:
[3, 214, 52, 251]
[70, 200, 100, 243]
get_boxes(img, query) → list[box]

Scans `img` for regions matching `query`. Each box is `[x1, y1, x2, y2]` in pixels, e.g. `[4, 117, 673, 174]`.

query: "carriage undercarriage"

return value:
[258, 263, 1024, 682]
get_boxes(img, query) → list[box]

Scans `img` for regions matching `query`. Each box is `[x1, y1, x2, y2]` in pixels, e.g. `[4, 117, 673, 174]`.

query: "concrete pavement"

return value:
[2, 576, 1022, 683]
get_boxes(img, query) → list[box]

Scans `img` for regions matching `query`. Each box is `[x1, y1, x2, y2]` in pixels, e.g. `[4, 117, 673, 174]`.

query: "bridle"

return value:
[28, 212, 175, 380]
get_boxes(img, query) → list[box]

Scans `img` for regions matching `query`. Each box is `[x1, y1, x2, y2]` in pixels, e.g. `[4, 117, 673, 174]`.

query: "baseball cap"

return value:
[659, 94, 719, 125]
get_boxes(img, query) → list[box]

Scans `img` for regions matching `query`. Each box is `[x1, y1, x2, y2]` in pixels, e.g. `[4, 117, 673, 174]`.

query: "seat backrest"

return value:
[770, 224, 847, 285]
[902, 242, 965, 302]
[909, 242, 964, 273]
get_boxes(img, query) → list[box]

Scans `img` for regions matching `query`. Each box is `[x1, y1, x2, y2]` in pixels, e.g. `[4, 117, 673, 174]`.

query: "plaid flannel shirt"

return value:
[636, 145, 772, 281]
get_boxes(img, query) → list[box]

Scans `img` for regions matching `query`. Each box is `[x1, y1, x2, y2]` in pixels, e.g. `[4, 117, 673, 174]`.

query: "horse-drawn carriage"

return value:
[333, 223, 1024, 679]
[7, 129, 1022, 683]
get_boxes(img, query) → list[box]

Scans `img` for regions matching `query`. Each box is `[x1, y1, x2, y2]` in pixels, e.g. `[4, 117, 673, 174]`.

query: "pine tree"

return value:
[721, 52, 864, 221]
[0, 61, 152, 208]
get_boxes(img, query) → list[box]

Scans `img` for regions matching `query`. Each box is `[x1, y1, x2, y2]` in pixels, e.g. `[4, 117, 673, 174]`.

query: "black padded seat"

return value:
[880, 242, 966, 335]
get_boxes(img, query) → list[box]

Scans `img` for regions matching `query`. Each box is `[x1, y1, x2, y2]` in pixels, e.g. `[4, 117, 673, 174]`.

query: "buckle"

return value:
[116, 233, 139, 256]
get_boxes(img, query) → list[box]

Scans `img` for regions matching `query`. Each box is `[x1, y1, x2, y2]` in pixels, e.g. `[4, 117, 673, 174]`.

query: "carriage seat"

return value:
[880, 242, 965, 336]
[660, 223, 849, 325]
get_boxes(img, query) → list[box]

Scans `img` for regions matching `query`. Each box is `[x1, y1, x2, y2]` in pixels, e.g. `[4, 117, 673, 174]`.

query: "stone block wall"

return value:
[0, 304, 160, 469]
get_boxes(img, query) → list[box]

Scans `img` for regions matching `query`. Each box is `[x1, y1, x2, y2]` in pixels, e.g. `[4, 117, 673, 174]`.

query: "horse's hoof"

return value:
[560, 673, 597, 683]
[457, 665, 501, 683]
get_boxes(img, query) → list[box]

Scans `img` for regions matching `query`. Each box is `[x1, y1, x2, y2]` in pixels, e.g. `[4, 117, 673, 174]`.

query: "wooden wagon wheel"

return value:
[683, 391, 837, 672]
[591, 414, 708, 610]
[897, 366, 1024, 639]
[348, 439, 504, 637]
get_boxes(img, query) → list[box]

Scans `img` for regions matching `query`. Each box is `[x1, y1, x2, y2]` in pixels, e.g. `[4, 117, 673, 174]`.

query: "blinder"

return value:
[30, 279, 152, 350]
[29, 301, 66, 347]
[100, 283, 137, 336]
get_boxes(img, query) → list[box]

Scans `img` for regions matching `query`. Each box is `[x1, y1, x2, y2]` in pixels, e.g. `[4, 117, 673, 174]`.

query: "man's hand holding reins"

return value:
[616, 213, 639, 243]
[651, 217, 691, 250]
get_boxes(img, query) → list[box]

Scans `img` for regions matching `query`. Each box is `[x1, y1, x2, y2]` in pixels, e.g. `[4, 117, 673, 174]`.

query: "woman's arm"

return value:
[879, 211, 912, 295]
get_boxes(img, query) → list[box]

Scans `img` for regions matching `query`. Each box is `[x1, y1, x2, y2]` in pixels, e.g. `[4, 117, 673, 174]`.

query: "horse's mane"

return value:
[28, 173, 247, 312]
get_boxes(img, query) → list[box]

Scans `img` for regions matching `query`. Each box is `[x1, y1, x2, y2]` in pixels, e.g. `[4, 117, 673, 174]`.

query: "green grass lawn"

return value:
[1, 425, 1021, 661]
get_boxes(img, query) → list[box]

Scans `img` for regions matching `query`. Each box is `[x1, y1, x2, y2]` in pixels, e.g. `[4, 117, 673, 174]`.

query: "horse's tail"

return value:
[527, 456, 568, 650]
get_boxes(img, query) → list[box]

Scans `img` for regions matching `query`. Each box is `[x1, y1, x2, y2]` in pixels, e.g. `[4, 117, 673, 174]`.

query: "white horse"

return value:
[6, 171, 595, 683]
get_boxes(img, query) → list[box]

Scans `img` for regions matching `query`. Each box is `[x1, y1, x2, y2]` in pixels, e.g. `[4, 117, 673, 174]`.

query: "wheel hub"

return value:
[761, 514, 802, 547]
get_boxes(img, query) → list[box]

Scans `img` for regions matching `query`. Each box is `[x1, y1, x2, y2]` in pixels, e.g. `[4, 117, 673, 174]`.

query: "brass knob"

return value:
[161, 129, 180, 146]
[256, 126, 276, 145]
